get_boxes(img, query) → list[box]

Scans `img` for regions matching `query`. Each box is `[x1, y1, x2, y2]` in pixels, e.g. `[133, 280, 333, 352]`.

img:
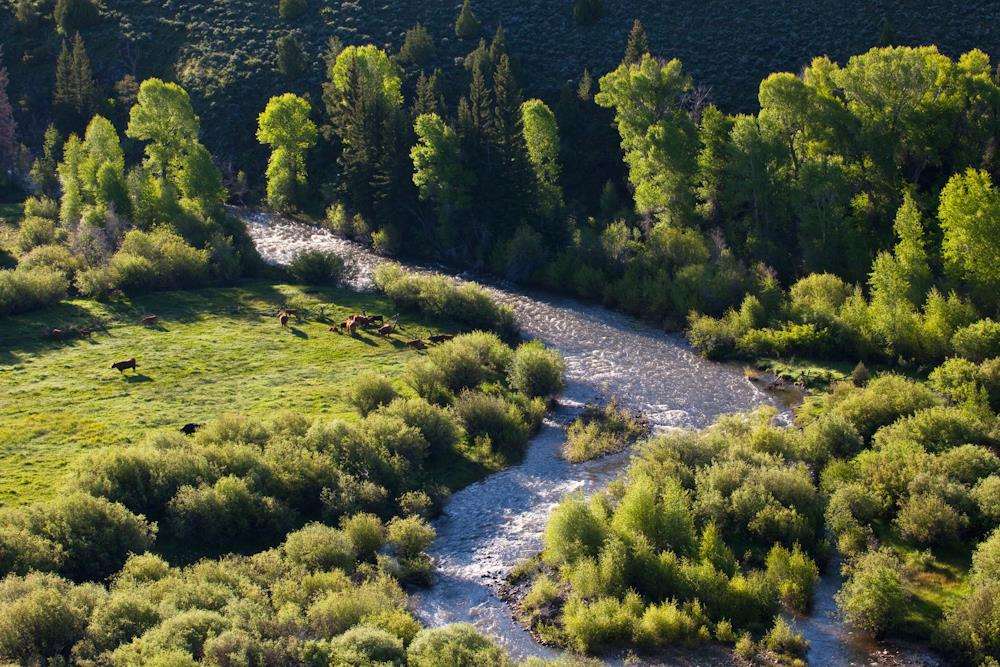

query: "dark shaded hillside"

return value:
[2, 0, 998, 165]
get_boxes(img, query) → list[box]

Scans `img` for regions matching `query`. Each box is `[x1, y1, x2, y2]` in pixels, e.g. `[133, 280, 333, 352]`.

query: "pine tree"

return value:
[622, 19, 650, 65]
[0, 61, 17, 177]
[577, 68, 593, 102]
[454, 0, 481, 40]
[29, 125, 62, 197]
[277, 34, 305, 78]
[54, 34, 96, 128]
[490, 54, 535, 225]
[413, 69, 444, 118]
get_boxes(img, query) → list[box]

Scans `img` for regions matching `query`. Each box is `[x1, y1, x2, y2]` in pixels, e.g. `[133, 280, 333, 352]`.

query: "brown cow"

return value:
[140, 315, 158, 327]
[279, 313, 289, 327]
[111, 358, 137, 373]
[405, 339, 427, 350]
[180, 422, 202, 436]
[368, 314, 384, 325]
[428, 334, 455, 344]
[377, 322, 395, 337]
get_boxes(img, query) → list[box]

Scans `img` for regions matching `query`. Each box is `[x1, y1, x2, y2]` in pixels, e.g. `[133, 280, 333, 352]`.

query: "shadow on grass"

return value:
[122, 373, 154, 383]
[0, 280, 401, 363]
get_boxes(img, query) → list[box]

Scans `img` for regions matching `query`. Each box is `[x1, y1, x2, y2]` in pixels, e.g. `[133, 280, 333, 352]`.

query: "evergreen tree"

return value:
[54, 0, 97, 35]
[454, 0, 481, 40]
[398, 24, 435, 68]
[413, 69, 444, 118]
[577, 68, 593, 102]
[0, 60, 17, 179]
[30, 125, 63, 197]
[277, 34, 305, 78]
[53, 34, 97, 129]
[622, 19, 650, 65]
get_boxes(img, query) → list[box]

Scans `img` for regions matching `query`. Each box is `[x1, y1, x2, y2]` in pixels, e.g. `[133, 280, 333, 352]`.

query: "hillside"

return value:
[1, 0, 998, 166]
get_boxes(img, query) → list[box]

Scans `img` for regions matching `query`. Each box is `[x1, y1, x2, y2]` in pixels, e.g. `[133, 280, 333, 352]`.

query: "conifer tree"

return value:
[0, 59, 17, 179]
[622, 19, 650, 65]
[413, 69, 444, 118]
[30, 125, 63, 197]
[54, 34, 96, 128]
[454, 0, 481, 40]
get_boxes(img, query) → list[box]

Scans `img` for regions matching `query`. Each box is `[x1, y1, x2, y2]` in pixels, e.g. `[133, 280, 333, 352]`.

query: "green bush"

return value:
[346, 372, 398, 416]
[283, 522, 356, 571]
[563, 399, 647, 463]
[0, 525, 65, 576]
[453, 390, 529, 456]
[16, 216, 60, 252]
[952, 319, 1000, 362]
[408, 623, 508, 666]
[789, 273, 851, 323]
[428, 332, 513, 393]
[75, 265, 117, 298]
[340, 513, 385, 561]
[835, 548, 908, 636]
[801, 374, 940, 440]
[971, 528, 1000, 585]
[0, 575, 90, 664]
[542, 493, 606, 565]
[763, 616, 809, 659]
[765, 544, 819, 613]
[509, 341, 565, 398]
[0, 266, 68, 316]
[4, 493, 155, 581]
[16, 243, 80, 280]
[387, 515, 435, 559]
[398, 23, 435, 67]
[872, 406, 994, 453]
[634, 600, 698, 647]
[973, 476, 1000, 527]
[330, 625, 405, 664]
[686, 312, 740, 360]
[379, 397, 463, 456]
[937, 581, 1000, 664]
[278, 0, 306, 20]
[288, 249, 345, 285]
[561, 593, 642, 653]
[167, 476, 294, 550]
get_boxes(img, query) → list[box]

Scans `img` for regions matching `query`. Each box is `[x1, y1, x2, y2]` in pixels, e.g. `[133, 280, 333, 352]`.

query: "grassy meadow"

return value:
[0, 280, 463, 505]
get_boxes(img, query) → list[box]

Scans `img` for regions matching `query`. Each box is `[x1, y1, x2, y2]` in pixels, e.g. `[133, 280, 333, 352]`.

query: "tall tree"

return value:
[53, 35, 97, 129]
[126, 78, 200, 180]
[30, 125, 63, 197]
[257, 93, 318, 211]
[0, 58, 17, 180]
[622, 20, 650, 65]
[413, 69, 444, 118]
[939, 168, 1000, 309]
[521, 99, 563, 215]
[454, 0, 481, 40]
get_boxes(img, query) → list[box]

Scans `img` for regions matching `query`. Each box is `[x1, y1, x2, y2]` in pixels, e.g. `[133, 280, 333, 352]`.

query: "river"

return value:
[243, 210, 937, 666]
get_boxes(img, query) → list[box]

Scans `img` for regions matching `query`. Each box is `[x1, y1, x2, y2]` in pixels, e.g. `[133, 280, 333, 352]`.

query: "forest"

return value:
[0, 0, 999, 665]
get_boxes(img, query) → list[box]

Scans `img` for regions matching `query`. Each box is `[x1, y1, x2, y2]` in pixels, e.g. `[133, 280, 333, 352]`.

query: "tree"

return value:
[454, 0, 481, 40]
[622, 20, 650, 65]
[324, 46, 407, 222]
[278, 0, 306, 20]
[277, 34, 305, 78]
[54, 0, 97, 35]
[29, 125, 62, 197]
[573, 0, 603, 26]
[939, 169, 1000, 308]
[595, 55, 698, 221]
[0, 60, 17, 180]
[257, 93, 317, 210]
[398, 24, 435, 68]
[413, 69, 444, 118]
[411, 113, 470, 218]
[126, 78, 201, 180]
[521, 99, 563, 214]
[53, 35, 97, 129]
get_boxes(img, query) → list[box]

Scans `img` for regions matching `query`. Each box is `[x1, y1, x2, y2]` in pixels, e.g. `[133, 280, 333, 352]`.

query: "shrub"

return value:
[288, 249, 345, 285]
[167, 477, 294, 550]
[509, 341, 565, 398]
[872, 406, 993, 453]
[278, 0, 306, 20]
[8, 493, 155, 581]
[17, 216, 60, 252]
[387, 515, 435, 559]
[634, 600, 698, 647]
[330, 625, 405, 664]
[973, 476, 1000, 527]
[763, 617, 809, 658]
[379, 398, 463, 456]
[543, 494, 605, 565]
[346, 372, 397, 416]
[75, 266, 117, 298]
[82, 589, 161, 656]
[340, 513, 384, 561]
[453, 391, 529, 456]
[307, 577, 406, 638]
[283, 523, 356, 572]
[971, 528, 1000, 585]
[561, 593, 642, 653]
[0, 266, 68, 316]
[407, 623, 508, 667]
[17, 243, 80, 279]
[611, 477, 694, 555]
[765, 544, 819, 613]
[789, 272, 851, 323]
[835, 548, 908, 636]
[22, 196, 59, 220]
[0, 525, 64, 576]
[952, 319, 1000, 362]
[929, 357, 988, 406]
[428, 332, 513, 392]
[563, 399, 647, 463]
[686, 312, 740, 360]
[0, 576, 90, 663]
[938, 581, 1000, 664]
[803, 374, 940, 440]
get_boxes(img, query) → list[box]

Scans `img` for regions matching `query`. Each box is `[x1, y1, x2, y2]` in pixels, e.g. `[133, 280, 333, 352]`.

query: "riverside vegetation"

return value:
[0, 0, 999, 664]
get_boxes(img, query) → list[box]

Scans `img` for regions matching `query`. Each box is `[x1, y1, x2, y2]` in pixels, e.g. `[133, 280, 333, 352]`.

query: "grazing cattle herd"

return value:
[46, 304, 457, 434]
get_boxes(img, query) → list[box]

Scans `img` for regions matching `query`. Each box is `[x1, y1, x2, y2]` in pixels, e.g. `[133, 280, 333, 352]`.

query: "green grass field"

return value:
[0, 281, 463, 506]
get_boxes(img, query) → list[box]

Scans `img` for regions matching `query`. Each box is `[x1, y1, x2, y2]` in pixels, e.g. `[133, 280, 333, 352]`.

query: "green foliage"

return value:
[509, 341, 565, 398]
[939, 169, 1000, 310]
[763, 616, 809, 659]
[347, 372, 398, 416]
[407, 623, 509, 666]
[563, 399, 647, 463]
[398, 24, 435, 67]
[453, 390, 529, 457]
[276, 34, 305, 77]
[54, 0, 97, 34]
[278, 0, 306, 20]
[287, 248, 345, 284]
[0, 266, 68, 316]
[257, 93, 317, 211]
[572, 0, 603, 26]
[952, 319, 1000, 362]
[521, 99, 563, 214]
[453, 0, 481, 40]
[836, 548, 908, 636]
